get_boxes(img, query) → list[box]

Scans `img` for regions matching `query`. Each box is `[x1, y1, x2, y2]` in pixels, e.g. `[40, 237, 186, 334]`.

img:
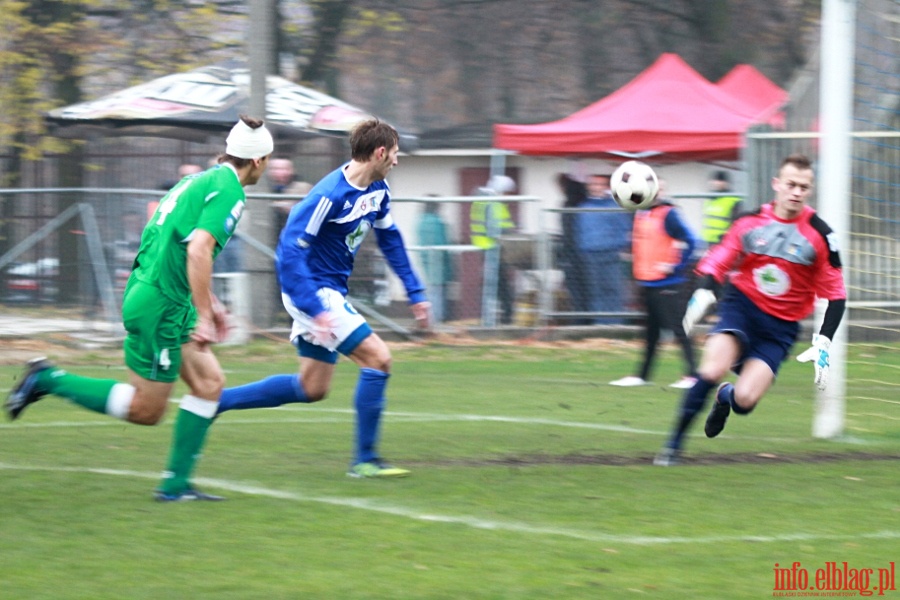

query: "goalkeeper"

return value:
[654, 154, 845, 466]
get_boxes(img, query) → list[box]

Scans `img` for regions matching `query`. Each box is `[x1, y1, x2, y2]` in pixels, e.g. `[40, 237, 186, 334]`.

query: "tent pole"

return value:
[244, 0, 280, 329]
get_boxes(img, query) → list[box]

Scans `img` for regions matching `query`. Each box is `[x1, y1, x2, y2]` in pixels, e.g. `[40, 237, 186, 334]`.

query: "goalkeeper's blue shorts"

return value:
[711, 286, 800, 376]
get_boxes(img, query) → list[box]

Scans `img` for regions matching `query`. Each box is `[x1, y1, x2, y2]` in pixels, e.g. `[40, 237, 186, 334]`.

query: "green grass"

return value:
[1, 339, 898, 599]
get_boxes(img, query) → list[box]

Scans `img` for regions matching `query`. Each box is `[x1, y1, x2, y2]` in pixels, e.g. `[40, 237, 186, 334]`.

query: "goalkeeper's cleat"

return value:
[653, 447, 682, 467]
[704, 383, 733, 438]
[153, 488, 226, 502]
[5, 357, 55, 421]
[347, 461, 410, 479]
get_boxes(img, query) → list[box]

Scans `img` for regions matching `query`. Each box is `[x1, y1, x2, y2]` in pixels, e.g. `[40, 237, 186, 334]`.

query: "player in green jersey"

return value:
[5, 115, 273, 502]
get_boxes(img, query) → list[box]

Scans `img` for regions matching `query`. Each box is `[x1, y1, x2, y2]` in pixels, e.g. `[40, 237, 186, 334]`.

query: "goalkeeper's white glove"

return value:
[682, 288, 717, 335]
[796, 334, 831, 391]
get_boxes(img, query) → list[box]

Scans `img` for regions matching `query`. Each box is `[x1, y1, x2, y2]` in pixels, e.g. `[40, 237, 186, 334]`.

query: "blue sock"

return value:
[216, 374, 307, 414]
[668, 377, 716, 450]
[354, 368, 389, 465]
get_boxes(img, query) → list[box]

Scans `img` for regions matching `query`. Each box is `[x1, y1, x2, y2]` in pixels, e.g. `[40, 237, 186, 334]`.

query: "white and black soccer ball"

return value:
[610, 161, 660, 211]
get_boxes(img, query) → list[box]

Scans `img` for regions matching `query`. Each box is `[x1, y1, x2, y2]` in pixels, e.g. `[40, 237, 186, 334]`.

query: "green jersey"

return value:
[131, 164, 246, 304]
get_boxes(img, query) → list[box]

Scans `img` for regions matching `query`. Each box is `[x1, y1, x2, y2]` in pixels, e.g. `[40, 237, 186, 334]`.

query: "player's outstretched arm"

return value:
[796, 298, 845, 391]
[375, 224, 428, 307]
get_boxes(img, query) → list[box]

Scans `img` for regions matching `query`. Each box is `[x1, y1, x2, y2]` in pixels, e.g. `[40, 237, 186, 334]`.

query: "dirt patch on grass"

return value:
[418, 451, 900, 468]
[409, 331, 641, 352]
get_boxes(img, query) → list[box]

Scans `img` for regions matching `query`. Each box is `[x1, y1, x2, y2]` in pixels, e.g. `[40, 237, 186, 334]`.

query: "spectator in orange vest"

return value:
[610, 181, 698, 390]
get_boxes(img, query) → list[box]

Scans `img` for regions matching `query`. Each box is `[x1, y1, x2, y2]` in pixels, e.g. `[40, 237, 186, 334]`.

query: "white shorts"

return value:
[282, 288, 368, 353]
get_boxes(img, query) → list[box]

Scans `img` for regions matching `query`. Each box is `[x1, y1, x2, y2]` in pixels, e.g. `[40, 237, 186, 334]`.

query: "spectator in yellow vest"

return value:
[470, 175, 516, 324]
[702, 170, 743, 246]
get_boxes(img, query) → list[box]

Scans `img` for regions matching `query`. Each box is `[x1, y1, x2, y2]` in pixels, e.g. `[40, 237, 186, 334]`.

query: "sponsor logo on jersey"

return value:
[345, 221, 372, 254]
[334, 190, 385, 224]
[224, 201, 245, 234]
[753, 264, 790, 296]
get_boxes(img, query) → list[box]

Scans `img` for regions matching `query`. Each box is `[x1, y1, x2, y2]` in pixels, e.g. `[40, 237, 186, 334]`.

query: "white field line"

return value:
[0, 408, 861, 444]
[0, 405, 664, 434]
[852, 412, 900, 421]
[850, 396, 900, 406]
[1, 461, 897, 547]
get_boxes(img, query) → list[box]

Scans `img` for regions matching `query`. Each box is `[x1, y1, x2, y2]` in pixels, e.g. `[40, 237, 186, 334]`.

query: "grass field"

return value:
[1, 337, 898, 599]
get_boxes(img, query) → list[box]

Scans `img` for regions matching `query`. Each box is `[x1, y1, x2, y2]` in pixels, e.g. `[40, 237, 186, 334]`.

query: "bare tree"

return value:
[0, 0, 819, 153]
[324, 0, 816, 131]
[298, 0, 355, 95]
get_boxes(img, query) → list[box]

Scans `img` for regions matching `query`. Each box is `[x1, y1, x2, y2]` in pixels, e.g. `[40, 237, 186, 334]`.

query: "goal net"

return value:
[747, 0, 900, 438]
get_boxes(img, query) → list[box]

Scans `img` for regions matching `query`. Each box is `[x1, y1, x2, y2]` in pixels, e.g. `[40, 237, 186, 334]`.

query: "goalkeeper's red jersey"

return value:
[696, 203, 846, 322]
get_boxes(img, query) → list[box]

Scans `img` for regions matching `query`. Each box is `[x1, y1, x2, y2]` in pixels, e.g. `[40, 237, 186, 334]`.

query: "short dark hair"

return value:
[713, 170, 730, 183]
[780, 153, 813, 173]
[349, 119, 399, 161]
[238, 114, 265, 130]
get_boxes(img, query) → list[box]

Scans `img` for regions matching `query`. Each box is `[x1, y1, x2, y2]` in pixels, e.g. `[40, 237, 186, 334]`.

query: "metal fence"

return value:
[5, 0, 898, 340]
[2, 151, 897, 341]
[0, 188, 658, 337]
[398, 196, 643, 330]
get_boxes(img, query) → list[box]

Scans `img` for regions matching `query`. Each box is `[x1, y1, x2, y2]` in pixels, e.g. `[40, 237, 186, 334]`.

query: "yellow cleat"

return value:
[347, 461, 410, 478]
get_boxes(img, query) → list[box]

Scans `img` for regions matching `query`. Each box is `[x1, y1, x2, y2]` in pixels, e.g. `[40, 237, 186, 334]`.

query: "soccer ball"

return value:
[610, 161, 659, 211]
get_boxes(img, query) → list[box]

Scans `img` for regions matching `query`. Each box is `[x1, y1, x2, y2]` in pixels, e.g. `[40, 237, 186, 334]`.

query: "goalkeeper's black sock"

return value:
[720, 384, 754, 415]
[667, 377, 716, 449]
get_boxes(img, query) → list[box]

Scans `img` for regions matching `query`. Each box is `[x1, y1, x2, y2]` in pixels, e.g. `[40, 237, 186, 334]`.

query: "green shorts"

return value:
[121, 279, 196, 382]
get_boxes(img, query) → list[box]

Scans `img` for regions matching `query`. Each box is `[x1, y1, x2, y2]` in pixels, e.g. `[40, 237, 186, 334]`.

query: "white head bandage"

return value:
[225, 120, 274, 159]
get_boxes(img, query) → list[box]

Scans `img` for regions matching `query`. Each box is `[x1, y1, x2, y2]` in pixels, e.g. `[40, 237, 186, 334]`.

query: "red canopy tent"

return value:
[716, 64, 787, 128]
[492, 53, 773, 161]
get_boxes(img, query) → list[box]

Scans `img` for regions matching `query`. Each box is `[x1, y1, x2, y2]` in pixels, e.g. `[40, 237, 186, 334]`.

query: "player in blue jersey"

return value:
[215, 119, 430, 478]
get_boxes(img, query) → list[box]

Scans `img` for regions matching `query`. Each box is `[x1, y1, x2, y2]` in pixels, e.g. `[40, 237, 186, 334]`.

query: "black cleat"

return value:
[704, 383, 733, 438]
[153, 488, 226, 502]
[5, 357, 55, 421]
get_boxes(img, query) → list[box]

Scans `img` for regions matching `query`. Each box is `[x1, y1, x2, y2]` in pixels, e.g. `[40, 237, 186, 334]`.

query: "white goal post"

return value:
[814, 0, 856, 438]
